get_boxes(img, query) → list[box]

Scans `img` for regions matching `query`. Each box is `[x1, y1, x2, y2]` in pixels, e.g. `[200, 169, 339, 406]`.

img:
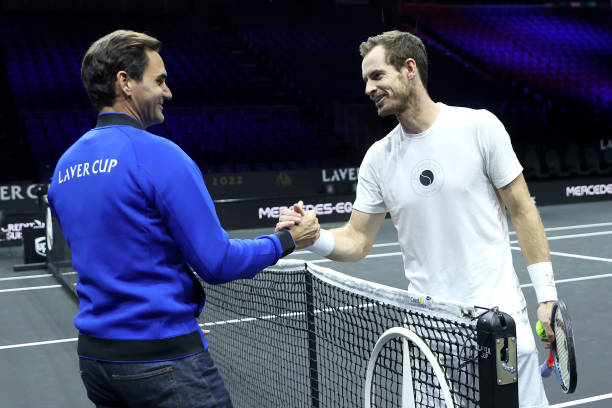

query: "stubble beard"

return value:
[376, 101, 397, 117]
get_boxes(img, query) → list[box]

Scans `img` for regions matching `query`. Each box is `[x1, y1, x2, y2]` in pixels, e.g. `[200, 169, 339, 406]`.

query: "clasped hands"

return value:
[276, 201, 320, 250]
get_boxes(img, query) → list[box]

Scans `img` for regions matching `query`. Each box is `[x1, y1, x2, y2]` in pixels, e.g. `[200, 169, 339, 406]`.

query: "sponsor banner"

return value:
[204, 168, 612, 207]
[3, 173, 609, 239]
[0, 182, 42, 213]
[0, 214, 45, 247]
[529, 177, 612, 205]
[214, 176, 612, 229]
[204, 167, 359, 199]
[215, 195, 356, 230]
[564, 183, 612, 197]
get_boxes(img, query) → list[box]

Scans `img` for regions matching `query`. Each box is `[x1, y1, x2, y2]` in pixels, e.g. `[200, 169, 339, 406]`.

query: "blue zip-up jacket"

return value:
[48, 113, 295, 362]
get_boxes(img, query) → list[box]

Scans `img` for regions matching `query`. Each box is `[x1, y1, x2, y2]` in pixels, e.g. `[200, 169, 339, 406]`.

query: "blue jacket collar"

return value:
[96, 113, 144, 130]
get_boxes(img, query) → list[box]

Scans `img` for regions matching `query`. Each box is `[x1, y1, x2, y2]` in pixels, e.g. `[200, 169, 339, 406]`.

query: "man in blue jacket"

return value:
[48, 30, 319, 408]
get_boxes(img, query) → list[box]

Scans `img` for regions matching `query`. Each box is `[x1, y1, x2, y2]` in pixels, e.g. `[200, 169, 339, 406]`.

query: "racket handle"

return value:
[540, 350, 555, 378]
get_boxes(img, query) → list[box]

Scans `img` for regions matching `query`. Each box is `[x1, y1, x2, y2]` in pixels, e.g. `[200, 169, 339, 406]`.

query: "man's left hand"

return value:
[537, 301, 555, 344]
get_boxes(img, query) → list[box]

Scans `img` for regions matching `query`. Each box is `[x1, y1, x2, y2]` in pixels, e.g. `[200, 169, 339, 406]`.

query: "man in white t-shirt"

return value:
[277, 30, 557, 408]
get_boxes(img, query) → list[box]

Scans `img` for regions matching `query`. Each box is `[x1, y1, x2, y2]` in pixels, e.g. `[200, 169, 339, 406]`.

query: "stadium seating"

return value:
[400, 5, 612, 112]
[0, 7, 609, 181]
[0, 16, 329, 178]
[238, 23, 368, 106]
[20, 106, 321, 177]
[544, 148, 569, 178]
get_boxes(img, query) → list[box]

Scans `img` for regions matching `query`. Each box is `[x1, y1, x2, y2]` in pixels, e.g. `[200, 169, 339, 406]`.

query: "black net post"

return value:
[477, 308, 519, 408]
[305, 269, 320, 408]
[43, 194, 78, 301]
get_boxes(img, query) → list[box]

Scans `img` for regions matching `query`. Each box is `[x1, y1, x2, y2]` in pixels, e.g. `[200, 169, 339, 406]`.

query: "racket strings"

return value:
[554, 315, 571, 388]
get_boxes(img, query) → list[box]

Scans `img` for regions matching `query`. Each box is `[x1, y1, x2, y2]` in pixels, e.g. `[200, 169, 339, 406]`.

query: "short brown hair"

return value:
[359, 30, 428, 89]
[81, 30, 161, 110]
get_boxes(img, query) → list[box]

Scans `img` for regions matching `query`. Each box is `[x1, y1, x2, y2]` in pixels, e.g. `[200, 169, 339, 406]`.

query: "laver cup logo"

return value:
[411, 160, 444, 196]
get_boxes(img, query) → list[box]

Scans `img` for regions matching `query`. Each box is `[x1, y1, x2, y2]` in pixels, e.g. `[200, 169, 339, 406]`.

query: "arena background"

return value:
[0, 0, 610, 407]
[0, 0, 611, 236]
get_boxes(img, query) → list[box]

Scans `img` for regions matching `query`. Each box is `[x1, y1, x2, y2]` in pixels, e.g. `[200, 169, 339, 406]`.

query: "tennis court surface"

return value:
[0, 200, 610, 407]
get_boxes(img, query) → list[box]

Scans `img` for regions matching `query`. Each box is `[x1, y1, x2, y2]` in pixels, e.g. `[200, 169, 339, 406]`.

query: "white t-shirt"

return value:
[354, 103, 526, 313]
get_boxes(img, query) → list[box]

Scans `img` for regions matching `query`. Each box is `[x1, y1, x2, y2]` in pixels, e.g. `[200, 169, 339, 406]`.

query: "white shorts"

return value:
[512, 307, 549, 408]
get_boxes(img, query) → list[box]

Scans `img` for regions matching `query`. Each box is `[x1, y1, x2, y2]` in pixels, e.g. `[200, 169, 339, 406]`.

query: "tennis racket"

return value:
[540, 300, 577, 394]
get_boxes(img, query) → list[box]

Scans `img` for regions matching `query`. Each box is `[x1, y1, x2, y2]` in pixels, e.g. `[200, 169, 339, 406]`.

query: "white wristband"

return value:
[527, 262, 558, 304]
[307, 229, 335, 257]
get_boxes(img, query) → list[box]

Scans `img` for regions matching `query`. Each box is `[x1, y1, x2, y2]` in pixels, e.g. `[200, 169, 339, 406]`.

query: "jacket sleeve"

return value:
[136, 137, 294, 284]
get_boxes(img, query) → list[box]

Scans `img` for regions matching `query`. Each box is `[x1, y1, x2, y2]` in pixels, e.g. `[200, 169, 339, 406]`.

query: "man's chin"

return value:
[152, 113, 165, 126]
[376, 107, 393, 117]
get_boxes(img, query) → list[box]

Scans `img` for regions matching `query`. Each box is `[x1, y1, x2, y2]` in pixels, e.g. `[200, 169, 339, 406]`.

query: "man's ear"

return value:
[117, 71, 132, 97]
[403, 58, 417, 80]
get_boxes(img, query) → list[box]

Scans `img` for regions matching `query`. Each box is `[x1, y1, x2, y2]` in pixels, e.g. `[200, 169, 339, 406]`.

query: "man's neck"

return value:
[100, 101, 143, 127]
[396, 92, 440, 135]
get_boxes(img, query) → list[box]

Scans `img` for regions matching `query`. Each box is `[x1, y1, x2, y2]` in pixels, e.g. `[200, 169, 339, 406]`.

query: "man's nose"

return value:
[365, 81, 376, 96]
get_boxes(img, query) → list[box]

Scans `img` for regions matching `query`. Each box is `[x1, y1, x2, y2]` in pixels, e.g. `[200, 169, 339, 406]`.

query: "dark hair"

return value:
[81, 30, 161, 110]
[359, 30, 428, 89]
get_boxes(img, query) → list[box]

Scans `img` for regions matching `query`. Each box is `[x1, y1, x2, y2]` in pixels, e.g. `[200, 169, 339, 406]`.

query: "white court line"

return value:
[310, 251, 403, 264]
[0, 271, 77, 282]
[520, 273, 612, 288]
[1, 304, 379, 351]
[3, 245, 610, 292]
[0, 284, 61, 293]
[295, 229, 612, 256]
[546, 230, 612, 240]
[510, 246, 612, 263]
[367, 242, 398, 249]
[550, 393, 612, 407]
[510, 230, 612, 244]
[293, 242, 397, 255]
[0, 337, 77, 350]
[510, 222, 612, 235]
[0, 273, 53, 281]
[5, 226, 608, 278]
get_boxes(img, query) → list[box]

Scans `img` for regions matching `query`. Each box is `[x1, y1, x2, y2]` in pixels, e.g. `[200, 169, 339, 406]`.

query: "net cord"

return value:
[269, 259, 478, 322]
[364, 327, 456, 408]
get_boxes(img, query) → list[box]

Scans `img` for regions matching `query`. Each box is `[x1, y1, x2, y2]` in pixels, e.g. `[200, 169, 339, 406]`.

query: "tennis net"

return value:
[199, 260, 485, 408]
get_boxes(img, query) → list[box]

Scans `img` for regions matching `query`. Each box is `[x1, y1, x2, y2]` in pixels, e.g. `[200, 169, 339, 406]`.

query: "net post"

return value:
[477, 308, 519, 408]
[43, 194, 79, 302]
[304, 266, 320, 408]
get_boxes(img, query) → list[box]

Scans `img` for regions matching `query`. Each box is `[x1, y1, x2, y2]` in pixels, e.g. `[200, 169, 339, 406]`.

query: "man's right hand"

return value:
[276, 201, 320, 249]
[276, 201, 305, 231]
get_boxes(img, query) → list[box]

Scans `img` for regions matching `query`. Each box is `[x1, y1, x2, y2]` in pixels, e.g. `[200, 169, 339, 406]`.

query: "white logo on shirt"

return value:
[411, 159, 445, 197]
[58, 159, 118, 184]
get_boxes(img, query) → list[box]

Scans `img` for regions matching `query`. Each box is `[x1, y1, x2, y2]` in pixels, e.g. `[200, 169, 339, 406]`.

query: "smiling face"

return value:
[361, 45, 412, 117]
[129, 49, 172, 128]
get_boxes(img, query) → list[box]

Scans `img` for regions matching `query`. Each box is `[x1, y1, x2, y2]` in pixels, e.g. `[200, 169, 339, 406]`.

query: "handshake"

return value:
[276, 201, 320, 250]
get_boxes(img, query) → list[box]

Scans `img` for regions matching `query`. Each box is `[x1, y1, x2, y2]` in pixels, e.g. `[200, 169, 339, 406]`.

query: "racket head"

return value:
[550, 300, 577, 393]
